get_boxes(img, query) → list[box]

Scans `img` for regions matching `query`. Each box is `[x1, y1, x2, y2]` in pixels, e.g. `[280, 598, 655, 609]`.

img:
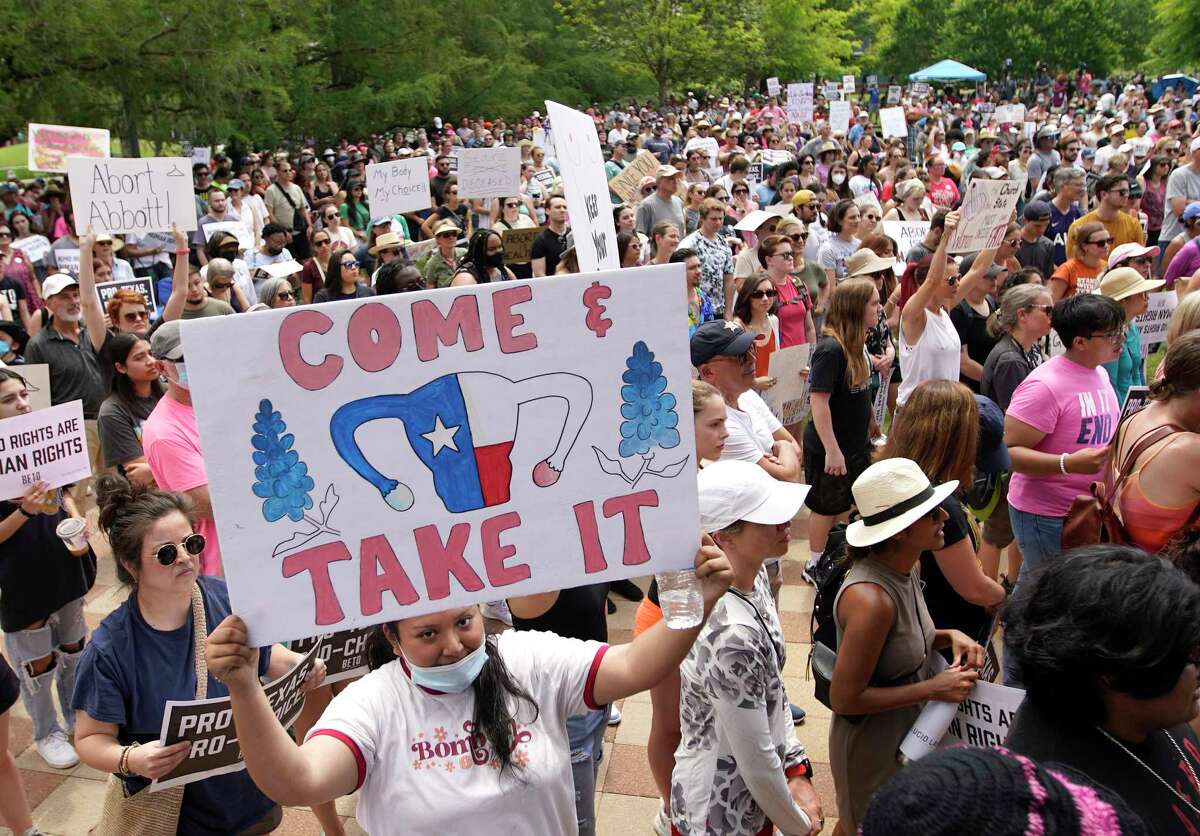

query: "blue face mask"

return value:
[173, 361, 190, 390]
[404, 641, 488, 693]
[0, 339, 10, 355]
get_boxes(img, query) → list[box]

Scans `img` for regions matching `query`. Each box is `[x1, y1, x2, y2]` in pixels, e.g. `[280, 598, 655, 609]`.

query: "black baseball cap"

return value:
[690, 320, 755, 367]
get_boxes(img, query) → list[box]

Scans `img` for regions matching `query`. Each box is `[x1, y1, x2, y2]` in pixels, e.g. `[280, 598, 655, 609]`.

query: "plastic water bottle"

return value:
[656, 569, 704, 629]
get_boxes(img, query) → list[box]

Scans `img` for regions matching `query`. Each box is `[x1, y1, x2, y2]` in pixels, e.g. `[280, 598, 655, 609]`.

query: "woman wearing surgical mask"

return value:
[451, 229, 516, 286]
[825, 162, 852, 203]
[205, 545, 733, 835]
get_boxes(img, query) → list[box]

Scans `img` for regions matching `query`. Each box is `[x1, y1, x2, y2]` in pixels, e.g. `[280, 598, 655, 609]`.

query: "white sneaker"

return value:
[36, 730, 79, 769]
[607, 706, 622, 726]
[652, 802, 670, 836]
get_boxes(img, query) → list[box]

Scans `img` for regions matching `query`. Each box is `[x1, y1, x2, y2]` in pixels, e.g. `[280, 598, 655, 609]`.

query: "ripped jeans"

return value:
[4, 596, 87, 741]
[566, 704, 610, 836]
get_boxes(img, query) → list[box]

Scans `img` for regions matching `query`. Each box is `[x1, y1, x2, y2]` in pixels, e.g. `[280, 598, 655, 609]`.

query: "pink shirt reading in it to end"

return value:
[142, 395, 222, 576]
[1006, 354, 1120, 517]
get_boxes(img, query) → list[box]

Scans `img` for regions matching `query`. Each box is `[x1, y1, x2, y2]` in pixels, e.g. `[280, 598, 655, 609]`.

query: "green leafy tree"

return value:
[1149, 0, 1200, 71]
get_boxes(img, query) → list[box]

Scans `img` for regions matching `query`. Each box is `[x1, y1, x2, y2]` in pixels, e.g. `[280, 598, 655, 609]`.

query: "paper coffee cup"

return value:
[56, 518, 88, 551]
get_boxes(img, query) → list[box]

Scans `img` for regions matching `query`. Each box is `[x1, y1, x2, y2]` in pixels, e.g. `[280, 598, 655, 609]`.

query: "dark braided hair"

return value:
[365, 617, 538, 778]
[96, 473, 193, 586]
[861, 746, 1148, 835]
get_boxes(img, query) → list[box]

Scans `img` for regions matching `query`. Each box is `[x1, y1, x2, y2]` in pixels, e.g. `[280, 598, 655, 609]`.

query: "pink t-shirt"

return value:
[1007, 355, 1119, 517]
[142, 395, 222, 576]
[774, 279, 810, 347]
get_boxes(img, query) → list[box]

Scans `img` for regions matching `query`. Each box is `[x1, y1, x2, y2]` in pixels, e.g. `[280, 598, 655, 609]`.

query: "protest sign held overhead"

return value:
[842, 75, 855, 93]
[27, 123, 110, 173]
[54, 249, 81, 275]
[95, 277, 156, 313]
[766, 77, 780, 97]
[182, 264, 697, 645]
[67, 156, 197, 236]
[946, 179, 1022, 254]
[887, 85, 902, 104]
[545, 100, 619, 272]
[455, 147, 522, 199]
[151, 644, 320, 791]
[829, 101, 851, 135]
[13, 235, 50, 264]
[788, 82, 814, 124]
[0, 400, 90, 498]
[879, 106, 907, 139]
[608, 151, 660, 204]
[366, 159, 432, 217]
[501, 226, 542, 264]
[882, 221, 931, 261]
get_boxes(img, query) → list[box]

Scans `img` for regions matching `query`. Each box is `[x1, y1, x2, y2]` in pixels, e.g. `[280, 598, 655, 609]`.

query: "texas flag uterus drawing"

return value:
[330, 371, 593, 514]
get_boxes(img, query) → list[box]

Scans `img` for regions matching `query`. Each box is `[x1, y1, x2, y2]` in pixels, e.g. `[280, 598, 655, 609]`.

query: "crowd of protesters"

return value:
[0, 66, 1199, 835]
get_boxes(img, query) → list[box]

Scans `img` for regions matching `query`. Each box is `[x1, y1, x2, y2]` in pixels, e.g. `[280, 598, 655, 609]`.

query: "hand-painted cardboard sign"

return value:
[27, 123, 110, 173]
[182, 265, 699, 645]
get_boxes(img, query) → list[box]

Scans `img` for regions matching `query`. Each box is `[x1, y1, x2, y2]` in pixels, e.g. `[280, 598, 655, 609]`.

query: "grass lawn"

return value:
[0, 139, 183, 180]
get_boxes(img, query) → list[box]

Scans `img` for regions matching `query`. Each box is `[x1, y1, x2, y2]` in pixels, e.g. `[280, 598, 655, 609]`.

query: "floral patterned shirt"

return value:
[671, 568, 811, 835]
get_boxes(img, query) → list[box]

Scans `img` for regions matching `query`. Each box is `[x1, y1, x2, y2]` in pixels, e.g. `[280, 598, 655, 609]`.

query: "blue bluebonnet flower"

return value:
[618, 341, 681, 457]
[251, 399, 315, 522]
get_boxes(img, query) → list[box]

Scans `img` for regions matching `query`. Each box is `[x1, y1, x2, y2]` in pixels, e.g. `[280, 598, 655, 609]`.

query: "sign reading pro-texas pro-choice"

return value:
[182, 265, 699, 645]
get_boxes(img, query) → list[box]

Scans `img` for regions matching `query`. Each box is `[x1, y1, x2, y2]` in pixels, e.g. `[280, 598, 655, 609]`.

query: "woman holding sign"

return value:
[828, 459, 984, 834]
[205, 546, 734, 835]
[73, 475, 323, 836]
[0, 368, 96, 770]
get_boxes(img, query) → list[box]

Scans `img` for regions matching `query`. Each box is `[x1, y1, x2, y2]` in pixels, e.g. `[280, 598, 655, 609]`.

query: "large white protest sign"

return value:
[12, 236, 50, 264]
[182, 265, 696, 645]
[454, 147, 522, 200]
[766, 77, 780, 97]
[365, 158, 432, 217]
[829, 101, 851, 136]
[201, 220, 253, 252]
[0, 400, 90, 498]
[823, 82, 840, 98]
[786, 83, 813, 124]
[880, 107, 907, 139]
[866, 75, 878, 88]
[53, 248, 80, 275]
[67, 156, 197, 236]
[911, 81, 929, 97]
[27, 123, 110, 173]
[188, 146, 212, 166]
[946, 179, 1023, 254]
[842, 75, 856, 94]
[899, 654, 1025, 761]
[96, 277, 156, 312]
[883, 220, 931, 259]
[546, 101, 620, 272]
[763, 345, 811, 426]
[151, 644, 319, 791]
[1135, 291, 1177, 351]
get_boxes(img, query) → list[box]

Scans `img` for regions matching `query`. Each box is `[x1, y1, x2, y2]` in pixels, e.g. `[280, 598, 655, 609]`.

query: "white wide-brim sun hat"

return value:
[845, 458, 958, 548]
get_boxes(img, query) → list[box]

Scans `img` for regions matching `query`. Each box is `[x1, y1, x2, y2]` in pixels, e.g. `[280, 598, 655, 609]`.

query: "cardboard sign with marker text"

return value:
[67, 157, 197, 236]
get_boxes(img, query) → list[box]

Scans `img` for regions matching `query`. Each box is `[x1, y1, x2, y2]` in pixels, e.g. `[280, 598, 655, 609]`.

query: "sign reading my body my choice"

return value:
[182, 266, 699, 645]
[67, 156, 197, 236]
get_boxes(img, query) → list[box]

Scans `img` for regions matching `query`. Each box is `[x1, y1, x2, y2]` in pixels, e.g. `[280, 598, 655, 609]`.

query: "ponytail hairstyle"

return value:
[365, 619, 538, 778]
[691, 380, 721, 415]
[1149, 330, 1200, 403]
[96, 473, 193, 586]
[987, 283, 1047, 338]
[822, 278, 873, 389]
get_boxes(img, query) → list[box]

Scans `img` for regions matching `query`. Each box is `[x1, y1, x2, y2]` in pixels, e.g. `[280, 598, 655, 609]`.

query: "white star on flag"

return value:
[422, 416, 461, 456]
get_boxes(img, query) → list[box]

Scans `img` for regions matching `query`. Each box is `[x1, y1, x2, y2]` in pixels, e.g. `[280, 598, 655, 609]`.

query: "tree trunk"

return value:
[658, 74, 668, 106]
[118, 76, 140, 157]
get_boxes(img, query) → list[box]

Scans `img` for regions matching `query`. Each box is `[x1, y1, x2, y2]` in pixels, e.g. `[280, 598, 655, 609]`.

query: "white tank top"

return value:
[898, 306, 961, 405]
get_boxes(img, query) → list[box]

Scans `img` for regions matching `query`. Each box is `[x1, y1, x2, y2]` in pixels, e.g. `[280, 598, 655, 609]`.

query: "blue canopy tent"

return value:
[909, 60, 987, 83]
[1151, 74, 1198, 102]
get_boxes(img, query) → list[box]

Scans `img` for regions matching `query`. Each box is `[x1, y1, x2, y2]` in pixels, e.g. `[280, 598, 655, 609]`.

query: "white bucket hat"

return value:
[698, 460, 809, 533]
[846, 459, 957, 548]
